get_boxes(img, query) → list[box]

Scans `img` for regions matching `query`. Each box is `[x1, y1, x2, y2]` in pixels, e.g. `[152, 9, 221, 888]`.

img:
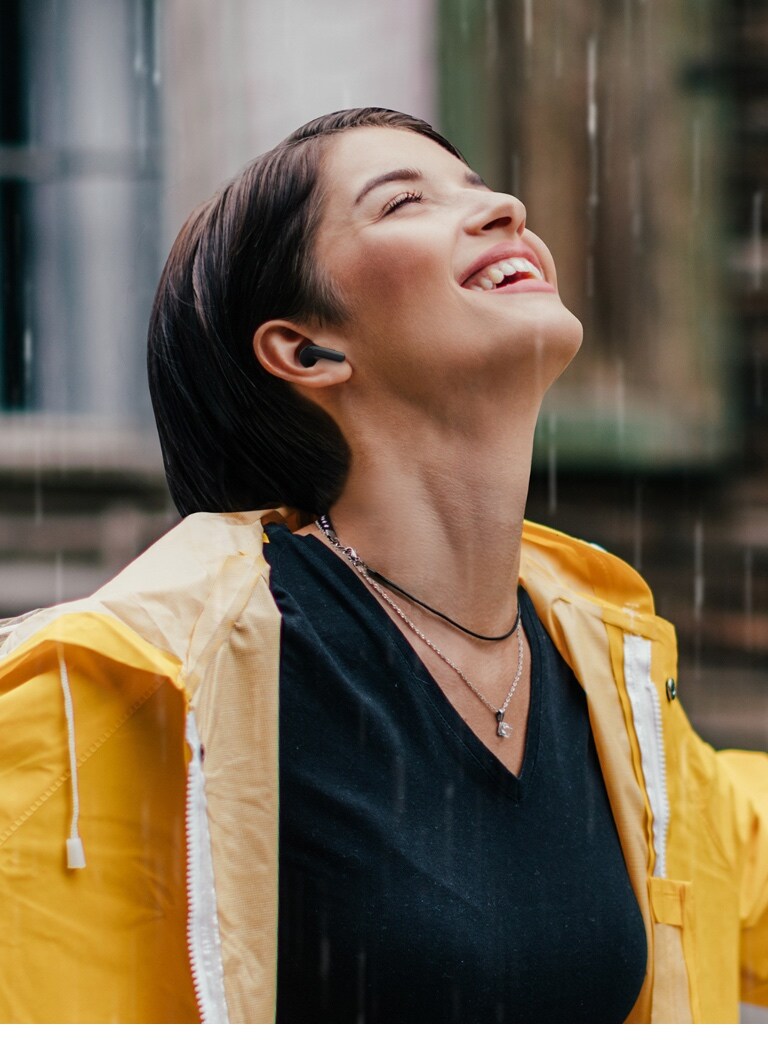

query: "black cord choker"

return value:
[315, 514, 520, 642]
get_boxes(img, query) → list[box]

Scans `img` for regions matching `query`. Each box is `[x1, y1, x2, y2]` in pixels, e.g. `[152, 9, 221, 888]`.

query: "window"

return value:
[0, 0, 161, 423]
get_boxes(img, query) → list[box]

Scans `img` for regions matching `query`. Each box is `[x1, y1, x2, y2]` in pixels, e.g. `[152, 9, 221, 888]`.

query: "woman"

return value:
[1, 108, 767, 1023]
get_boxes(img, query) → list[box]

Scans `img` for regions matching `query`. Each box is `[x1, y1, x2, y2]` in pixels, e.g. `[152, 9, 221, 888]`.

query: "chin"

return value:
[494, 305, 583, 398]
[560, 307, 584, 361]
[518, 300, 583, 366]
[545, 312, 583, 388]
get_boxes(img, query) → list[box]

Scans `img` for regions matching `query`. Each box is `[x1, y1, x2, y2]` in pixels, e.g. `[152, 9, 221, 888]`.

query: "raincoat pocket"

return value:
[648, 876, 700, 1023]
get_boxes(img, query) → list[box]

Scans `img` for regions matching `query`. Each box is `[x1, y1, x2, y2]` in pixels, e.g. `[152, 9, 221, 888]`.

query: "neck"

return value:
[321, 401, 539, 636]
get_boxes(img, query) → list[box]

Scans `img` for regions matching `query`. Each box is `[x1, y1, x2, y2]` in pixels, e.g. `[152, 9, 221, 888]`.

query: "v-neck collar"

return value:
[289, 527, 544, 802]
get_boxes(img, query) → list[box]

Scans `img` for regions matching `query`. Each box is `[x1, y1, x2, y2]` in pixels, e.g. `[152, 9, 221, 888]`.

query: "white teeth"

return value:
[464, 254, 545, 290]
[509, 256, 543, 280]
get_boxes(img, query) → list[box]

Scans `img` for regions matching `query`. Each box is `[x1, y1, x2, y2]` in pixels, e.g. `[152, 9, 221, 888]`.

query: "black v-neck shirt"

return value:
[265, 524, 647, 1023]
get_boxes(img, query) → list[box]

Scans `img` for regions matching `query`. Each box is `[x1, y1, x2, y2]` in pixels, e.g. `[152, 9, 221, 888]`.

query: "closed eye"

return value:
[382, 190, 424, 216]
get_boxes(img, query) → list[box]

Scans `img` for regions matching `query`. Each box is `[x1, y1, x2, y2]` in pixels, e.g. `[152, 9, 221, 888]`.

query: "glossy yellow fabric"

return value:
[1, 511, 766, 1022]
[0, 511, 281, 1024]
[520, 521, 768, 1022]
[0, 614, 197, 1022]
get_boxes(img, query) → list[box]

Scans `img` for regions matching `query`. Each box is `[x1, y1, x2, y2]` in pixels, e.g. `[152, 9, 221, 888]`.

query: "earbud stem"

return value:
[298, 344, 346, 367]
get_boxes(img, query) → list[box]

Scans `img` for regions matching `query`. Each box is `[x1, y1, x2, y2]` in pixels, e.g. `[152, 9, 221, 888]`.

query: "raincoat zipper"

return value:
[623, 634, 670, 877]
[184, 711, 229, 1023]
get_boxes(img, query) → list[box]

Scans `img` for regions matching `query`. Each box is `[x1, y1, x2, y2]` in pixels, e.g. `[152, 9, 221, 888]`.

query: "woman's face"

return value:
[312, 127, 583, 407]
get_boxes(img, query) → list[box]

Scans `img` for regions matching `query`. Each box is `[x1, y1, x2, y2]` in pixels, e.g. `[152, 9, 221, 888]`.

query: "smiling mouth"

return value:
[462, 255, 545, 291]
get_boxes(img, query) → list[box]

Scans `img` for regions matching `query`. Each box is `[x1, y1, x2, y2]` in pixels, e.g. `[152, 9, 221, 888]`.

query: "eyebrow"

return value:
[353, 166, 487, 206]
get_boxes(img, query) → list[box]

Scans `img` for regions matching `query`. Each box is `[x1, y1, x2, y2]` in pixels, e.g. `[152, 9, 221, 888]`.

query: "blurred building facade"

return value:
[1, 0, 767, 753]
[0, 0, 436, 611]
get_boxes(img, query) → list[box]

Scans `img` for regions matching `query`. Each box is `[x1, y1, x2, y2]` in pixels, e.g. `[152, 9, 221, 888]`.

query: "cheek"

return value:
[342, 238, 448, 318]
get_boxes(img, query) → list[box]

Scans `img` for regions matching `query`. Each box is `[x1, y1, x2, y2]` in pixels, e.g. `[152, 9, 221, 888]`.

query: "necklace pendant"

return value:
[496, 710, 512, 739]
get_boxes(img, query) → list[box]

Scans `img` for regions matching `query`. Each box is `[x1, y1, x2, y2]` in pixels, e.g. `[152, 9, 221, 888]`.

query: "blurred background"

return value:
[1, 0, 767, 758]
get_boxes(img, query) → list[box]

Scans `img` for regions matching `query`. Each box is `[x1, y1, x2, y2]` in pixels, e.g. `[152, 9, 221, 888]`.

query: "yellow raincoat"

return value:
[1, 509, 767, 1023]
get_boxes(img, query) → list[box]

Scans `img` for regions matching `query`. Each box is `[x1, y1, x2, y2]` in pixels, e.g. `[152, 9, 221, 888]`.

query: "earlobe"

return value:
[252, 321, 351, 387]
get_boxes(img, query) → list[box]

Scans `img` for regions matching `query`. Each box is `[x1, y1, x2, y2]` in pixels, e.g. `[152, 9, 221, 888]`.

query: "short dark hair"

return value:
[147, 107, 464, 517]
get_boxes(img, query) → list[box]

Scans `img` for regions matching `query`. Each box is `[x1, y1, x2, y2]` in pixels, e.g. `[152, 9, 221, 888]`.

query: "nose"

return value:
[465, 191, 526, 237]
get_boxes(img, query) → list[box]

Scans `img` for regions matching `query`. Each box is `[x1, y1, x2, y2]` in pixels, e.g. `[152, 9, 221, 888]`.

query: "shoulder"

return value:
[1, 509, 283, 665]
[521, 518, 656, 618]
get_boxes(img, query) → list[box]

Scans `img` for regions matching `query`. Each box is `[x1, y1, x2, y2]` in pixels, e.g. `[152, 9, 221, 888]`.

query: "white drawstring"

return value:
[58, 648, 86, 869]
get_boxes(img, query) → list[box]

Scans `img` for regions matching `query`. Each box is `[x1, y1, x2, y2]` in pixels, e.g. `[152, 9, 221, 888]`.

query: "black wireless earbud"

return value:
[298, 344, 347, 368]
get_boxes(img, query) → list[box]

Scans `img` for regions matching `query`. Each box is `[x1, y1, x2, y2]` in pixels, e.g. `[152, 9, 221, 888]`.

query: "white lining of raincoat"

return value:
[184, 711, 229, 1023]
[623, 634, 670, 878]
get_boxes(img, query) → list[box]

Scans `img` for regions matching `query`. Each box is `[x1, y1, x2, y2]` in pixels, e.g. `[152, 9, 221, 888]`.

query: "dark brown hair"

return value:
[147, 107, 464, 516]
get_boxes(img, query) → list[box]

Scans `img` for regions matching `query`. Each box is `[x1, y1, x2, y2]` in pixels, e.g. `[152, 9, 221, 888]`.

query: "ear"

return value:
[253, 321, 351, 389]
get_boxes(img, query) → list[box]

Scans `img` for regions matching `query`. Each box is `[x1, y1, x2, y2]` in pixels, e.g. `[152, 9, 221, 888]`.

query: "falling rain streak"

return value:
[630, 152, 643, 245]
[693, 519, 705, 622]
[744, 547, 753, 652]
[633, 481, 643, 573]
[752, 190, 764, 292]
[692, 517, 705, 679]
[553, 0, 564, 78]
[691, 115, 701, 218]
[547, 413, 557, 515]
[586, 34, 598, 299]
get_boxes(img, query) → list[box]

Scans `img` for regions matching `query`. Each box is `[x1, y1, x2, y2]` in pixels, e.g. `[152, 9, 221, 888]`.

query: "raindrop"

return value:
[630, 153, 643, 246]
[393, 754, 405, 810]
[133, 0, 147, 77]
[523, 0, 533, 49]
[23, 325, 32, 398]
[744, 547, 753, 651]
[691, 115, 702, 218]
[485, 0, 498, 68]
[357, 696, 367, 748]
[751, 190, 763, 292]
[54, 551, 64, 603]
[553, 0, 563, 78]
[33, 462, 43, 525]
[458, 0, 471, 40]
[692, 518, 705, 677]
[623, 0, 633, 47]
[356, 947, 367, 1023]
[615, 358, 626, 446]
[443, 782, 455, 846]
[693, 519, 704, 621]
[754, 343, 763, 407]
[586, 34, 599, 299]
[547, 412, 557, 515]
[633, 480, 643, 572]
[319, 933, 330, 983]
[587, 34, 599, 203]
[152, 1, 162, 86]
[511, 150, 521, 198]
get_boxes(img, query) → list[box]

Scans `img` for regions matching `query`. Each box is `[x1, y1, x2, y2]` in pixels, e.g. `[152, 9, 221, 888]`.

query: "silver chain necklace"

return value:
[315, 515, 524, 739]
